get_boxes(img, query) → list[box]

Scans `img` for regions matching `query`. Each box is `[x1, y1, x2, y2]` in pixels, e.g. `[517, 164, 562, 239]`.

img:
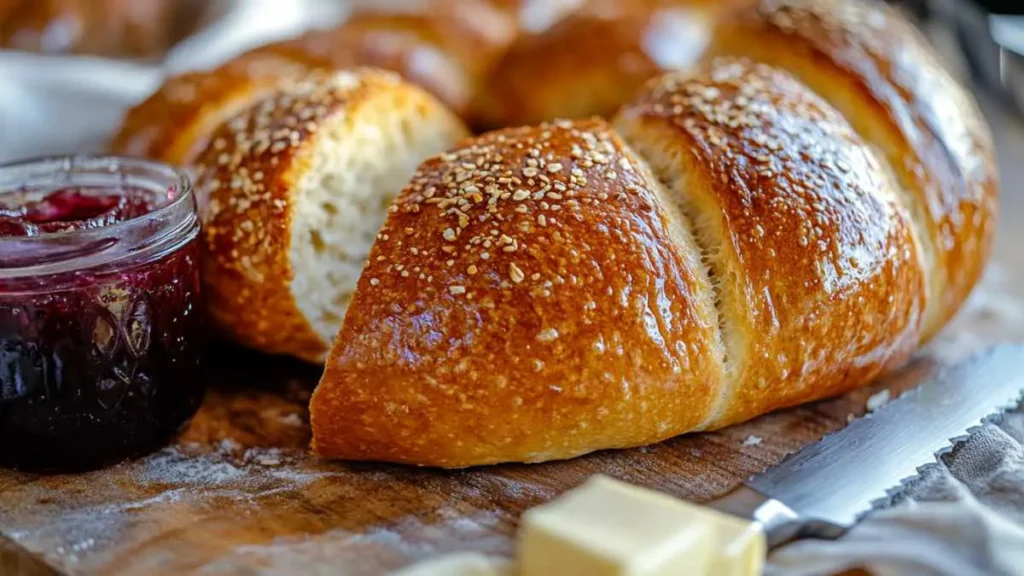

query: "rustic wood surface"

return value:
[0, 303, 1019, 576]
[0, 91, 1022, 576]
[0, 346, 963, 575]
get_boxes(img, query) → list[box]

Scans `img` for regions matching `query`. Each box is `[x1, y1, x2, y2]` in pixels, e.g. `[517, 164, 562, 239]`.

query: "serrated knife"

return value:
[708, 344, 1024, 548]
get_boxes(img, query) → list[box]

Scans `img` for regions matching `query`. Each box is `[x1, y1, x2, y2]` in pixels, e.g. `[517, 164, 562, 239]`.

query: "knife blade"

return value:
[710, 344, 1024, 547]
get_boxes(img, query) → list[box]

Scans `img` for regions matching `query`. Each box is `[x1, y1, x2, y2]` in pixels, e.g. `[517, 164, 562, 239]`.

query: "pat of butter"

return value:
[710, 509, 766, 576]
[518, 475, 765, 576]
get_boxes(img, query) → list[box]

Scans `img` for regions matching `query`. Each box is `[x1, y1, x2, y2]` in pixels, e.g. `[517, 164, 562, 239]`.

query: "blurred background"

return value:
[0, 0, 1021, 160]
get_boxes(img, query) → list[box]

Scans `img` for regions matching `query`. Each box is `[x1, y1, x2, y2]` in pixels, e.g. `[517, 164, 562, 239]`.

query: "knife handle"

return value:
[708, 485, 846, 548]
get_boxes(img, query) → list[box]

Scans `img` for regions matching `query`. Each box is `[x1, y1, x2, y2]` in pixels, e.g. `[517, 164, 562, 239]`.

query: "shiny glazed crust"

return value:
[615, 60, 926, 429]
[708, 0, 999, 340]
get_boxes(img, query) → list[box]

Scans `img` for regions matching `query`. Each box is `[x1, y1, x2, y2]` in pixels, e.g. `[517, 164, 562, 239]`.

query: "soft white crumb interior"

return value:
[289, 92, 463, 351]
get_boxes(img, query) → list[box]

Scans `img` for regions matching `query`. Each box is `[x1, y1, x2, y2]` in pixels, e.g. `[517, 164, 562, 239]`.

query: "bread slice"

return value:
[193, 69, 469, 363]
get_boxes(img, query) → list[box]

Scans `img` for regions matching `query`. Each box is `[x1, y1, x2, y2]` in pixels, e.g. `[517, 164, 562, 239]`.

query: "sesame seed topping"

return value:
[369, 117, 671, 302]
[509, 263, 525, 283]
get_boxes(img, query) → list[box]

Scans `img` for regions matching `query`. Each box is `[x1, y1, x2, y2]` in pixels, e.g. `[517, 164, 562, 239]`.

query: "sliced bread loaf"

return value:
[193, 69, 470, 362]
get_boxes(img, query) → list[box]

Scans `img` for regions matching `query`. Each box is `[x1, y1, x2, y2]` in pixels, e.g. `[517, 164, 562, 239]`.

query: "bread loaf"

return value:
[472, 0, 723, 129]
[706, 0, 998, 341]
[192, 69, 469, 363]
[311, 55, 933, 465]
[305, 0, 994, 466]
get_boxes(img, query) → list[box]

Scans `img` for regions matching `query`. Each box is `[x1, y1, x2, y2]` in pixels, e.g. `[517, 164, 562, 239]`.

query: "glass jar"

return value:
[0, 156, 205, 471]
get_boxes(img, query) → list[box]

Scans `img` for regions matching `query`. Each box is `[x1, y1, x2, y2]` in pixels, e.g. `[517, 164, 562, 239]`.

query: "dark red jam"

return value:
[0, 187, 164, 236]
[0, 157, 204, 472]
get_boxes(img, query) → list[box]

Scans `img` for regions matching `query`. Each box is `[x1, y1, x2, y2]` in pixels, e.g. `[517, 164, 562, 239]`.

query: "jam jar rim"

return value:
[0, 154, 199, 283]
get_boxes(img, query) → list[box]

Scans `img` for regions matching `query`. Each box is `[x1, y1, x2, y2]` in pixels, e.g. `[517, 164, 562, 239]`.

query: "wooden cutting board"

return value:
[0, 330, 1012, 576]
[2, 96, 1022, 576]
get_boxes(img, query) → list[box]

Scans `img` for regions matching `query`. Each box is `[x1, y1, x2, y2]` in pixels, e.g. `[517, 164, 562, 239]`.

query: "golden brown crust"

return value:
[615, 59, 927, 428]
[311, 118, 725, 467]
[193, 69, 414, 364]
[471, 0, 728, 129]
[110, 53, 319, 165]
[708, 0, 999, 340]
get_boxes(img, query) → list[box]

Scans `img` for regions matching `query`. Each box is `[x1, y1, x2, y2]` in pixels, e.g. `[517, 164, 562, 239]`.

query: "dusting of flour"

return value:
[0, 441, 351, 571]
[0, 437, 528, 575]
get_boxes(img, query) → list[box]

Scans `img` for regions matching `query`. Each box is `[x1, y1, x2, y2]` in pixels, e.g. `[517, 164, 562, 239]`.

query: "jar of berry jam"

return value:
[0, 156, 204, 471]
